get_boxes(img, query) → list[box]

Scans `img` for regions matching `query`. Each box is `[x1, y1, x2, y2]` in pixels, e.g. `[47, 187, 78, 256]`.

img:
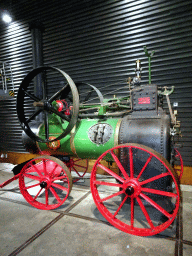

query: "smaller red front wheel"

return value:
[19, 156, 72, 210]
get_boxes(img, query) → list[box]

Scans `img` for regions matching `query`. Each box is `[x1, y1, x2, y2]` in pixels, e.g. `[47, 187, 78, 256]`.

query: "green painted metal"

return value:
[37, 117, 120, 160]
[144, 46, 155, 85]
[74, 118, 120, 160]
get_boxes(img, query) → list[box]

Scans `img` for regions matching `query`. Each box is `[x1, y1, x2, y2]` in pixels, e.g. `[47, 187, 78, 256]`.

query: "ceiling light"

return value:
[2, 13, 12, 23]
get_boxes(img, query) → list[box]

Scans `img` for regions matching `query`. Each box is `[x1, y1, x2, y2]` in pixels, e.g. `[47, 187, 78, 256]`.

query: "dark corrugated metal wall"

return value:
[0, 22, 33, 152]
[0, 0, 191, 165]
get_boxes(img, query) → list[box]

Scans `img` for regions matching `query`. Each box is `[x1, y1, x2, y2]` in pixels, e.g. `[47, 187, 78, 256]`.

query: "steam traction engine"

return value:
[1, 48, 183, 236]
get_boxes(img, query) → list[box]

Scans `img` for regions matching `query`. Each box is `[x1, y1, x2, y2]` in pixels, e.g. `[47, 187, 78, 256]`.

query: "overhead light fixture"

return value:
[2, 12, 12, 23]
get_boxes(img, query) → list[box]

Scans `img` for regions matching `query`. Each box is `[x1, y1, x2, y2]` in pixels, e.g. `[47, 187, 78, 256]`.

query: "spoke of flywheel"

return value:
[136, 196, 154, 229]
[97, 163, 125, 183]
[141, 187, 177, 198]
[44, 112, 49, 140]
[33, 188, 43, 201]
[24, 90, 41, 102]
[137, 155, 153, 180]
[140, 172, 170, 186]
[48, 84, 69, 103]
[26, 109, 42, 123]
[49, 187, 62, 203]
[23, 173, 41, 181]
[93, 180, 124, 188]
[112, 194, 128, 219]
[110, 150, 129, 180]
[98, 190, 124, 203]
[129, 147, 134, 178]
[51, 182, 68, 192]
[140, 193, 172, 219]
[49, 106, 70, 122]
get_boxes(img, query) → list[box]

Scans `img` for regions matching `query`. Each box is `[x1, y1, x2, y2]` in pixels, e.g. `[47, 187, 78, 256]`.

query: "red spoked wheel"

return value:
[66, 158, 88, 183]
[90, 143, 180, 236]
[19, 156, 72, 210]
[174, 148, 183, 181]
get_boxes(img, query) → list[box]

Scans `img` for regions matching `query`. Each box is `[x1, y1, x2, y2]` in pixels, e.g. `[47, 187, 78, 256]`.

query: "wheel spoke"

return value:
[140, 172, 170, 186]
[72, 166, 82, 175]
[97, 163, 125, 183]
[73, 163, 86, 169]
[26, 109, 42, 123]
[110, 150, 129, 180]
[52, 175, 67, 181]
[140, 193, 172, 218]
[51, 182, 68, 192]
[74, 159, 82, 163]
[23, 173, 41, 181]
[44, 112, 49, 140]
[45, 189, 49, 206]
[24, 183, 41, 190]
[48, 84, 69, 103]
[29, 164, 43, 177]
[93, 180, 123, 188]
[33, 188, 43, 201]
[23, 90, 40, 102]
[129, 147, 134, 178]
[112, 194, 128, 219]
[131, 197, 134, 229]
[49, 164, 59, 177]
[141, 187, 177, 198]
[43, 159, 48, 175]
[98, 190, 124, 203]
[49, 187, 62, 203]
[49, 106, 70, 122]
[137, 196, 154, 229]
[137, 155, 153, 180]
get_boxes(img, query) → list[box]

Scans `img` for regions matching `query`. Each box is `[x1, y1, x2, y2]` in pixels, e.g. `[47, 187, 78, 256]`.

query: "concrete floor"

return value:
[0, 163, 192, 256]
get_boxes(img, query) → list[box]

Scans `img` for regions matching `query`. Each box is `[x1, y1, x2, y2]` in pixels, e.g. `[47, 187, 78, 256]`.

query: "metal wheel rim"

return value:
[17, 66, 79, 143]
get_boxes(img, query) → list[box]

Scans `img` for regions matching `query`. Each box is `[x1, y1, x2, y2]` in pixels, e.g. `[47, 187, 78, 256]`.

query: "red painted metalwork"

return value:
[65, 158, 88, 183]
[19, 156, 72, 210]
[56, 100, 70, 115]
[90, 143, 180, 236]
[0, 173, 20, 188]
[174, 148, 183, 181]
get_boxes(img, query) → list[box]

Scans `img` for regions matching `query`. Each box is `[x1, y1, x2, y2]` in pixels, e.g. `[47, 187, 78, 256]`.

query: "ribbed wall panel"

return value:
[0, 21, 33, 153]
[0, 0, 191, 165]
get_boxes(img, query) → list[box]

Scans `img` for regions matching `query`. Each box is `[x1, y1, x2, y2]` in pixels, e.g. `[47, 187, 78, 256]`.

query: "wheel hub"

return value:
[125, 186, 134, 196]
[40, 181, 47, 188]
[124, 178, 141, 198]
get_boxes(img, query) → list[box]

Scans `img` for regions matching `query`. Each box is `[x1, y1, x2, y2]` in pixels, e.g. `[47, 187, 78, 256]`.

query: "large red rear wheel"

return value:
[19, 156, 72, 210]
[90, 143, 180, 236]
